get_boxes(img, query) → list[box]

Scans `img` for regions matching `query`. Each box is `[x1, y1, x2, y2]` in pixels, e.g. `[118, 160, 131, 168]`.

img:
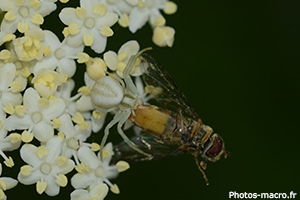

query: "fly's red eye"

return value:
[206, 137, 223, 157]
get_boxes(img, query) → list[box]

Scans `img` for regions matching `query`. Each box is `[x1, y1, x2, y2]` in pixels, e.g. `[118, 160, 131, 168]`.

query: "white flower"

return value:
[58, 114, 92, 159]
[70, 183, 108, 200]
[0, 0, 56, 33]
[98, 0, 133, 28]
[18, 137, 75, 196]
[3, 88, 65, 142]
[152, 26, 175, 47]
[0, 108, 21, 168]
[71, 143, 129, 194]
[13, 28, 45, 62]
[55, 79, 89, 119]
[104, 40, 145, 78]
[59, 0, 118, 53]
[0, 63, 23, 110]
[128, 0, 177, 33]
[34, 30, 84, 78]
[0, 163, 18, 200]
[32, 68, 65, 99]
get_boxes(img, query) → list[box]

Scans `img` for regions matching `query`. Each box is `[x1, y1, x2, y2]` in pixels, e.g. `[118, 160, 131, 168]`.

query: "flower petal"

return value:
[78, 146, 100, 168]
[0, 177, 18, 189]
[3, 114, 31, 131]
[118, 40, 139, 56]
[20, 144, 41, 167]
[71, 172, 94, 189]
[70, 189, 90, 200]
[18, 170, 42, 185]
[90, 183, 108, 200]
[45, 137, 62, 161]
[33, 122, 54, 143]
[42, 98, 65, 119]
[103, 51, 118, 71]
[23, 88, 40, 110]
[129, 7, 150, 33]
[44, 175, 60, 196]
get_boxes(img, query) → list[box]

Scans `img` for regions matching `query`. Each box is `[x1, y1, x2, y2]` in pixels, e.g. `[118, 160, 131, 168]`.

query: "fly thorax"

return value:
[119, 93, 139, 110]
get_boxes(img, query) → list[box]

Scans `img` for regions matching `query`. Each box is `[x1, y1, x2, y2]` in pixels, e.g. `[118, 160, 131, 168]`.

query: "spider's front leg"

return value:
[117, 111, 152, 158]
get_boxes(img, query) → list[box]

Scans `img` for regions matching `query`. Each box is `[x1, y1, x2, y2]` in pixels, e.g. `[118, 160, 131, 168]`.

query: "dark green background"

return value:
[4, 0, 300, 199]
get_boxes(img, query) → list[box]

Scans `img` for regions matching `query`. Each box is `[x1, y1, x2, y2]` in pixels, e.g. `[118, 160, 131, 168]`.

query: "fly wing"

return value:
[112, 132, 188, 164]
[139, 53, 199, 121]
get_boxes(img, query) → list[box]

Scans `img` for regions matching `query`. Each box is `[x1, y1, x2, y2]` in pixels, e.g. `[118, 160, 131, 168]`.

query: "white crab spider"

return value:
[91, 48, 152, 159]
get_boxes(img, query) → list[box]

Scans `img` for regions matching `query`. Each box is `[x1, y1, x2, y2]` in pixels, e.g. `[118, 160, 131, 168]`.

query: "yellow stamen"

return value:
[83, 33, 94, 46]
[102, 150, 110, 158]
[100, 26, 113, 37]
[36, 146, 48, 159]
[77, 52, 90, 63]
[16, 0, 26, 6]
[43, 46, 52, 56]
[17, 21, 29, 33]
[29, 0, 41, 9]
[0, 180, 7, 191]
[75, 7, 87, 19]
[2, 33, 16, 43]
[118, 13, 130, 28]
[36, 181, 47, 194]
[52, 118, 61, 129]
[20, 67, 31, 78]
[38, 98, 49, 108]
[21, 130, 34, 143]
[20, 165, 32, 176]
[8, 133, 22, 143]
[3, 102, 14, 115]
[62, 27, 70, 37]
[55, 156, 68, 167]
[154, 14, 166, 26]
[15, 105, 26, 116]
[137, 0, 145, 9]
[110, 184, 120, 194]
[4, 10, 16, 21]
[56, 174, 68, 187]
[0, 50, 12, 60]
[117, 62, 126, 72]
[91, 143, 100, 151]
[68, 23, 80, 35]
[116, 161, 130, 172]
[4, 156, 14, 168]
[31, 13, 44, 25]
[9, 81, 22, 93]
[78, 85, 91, 95]
[92, 111, 103, 120]
[117, 51, 128, 62]
[164, 1, 178, 14]
[94, 4, 106, 16]
[0, 189, 5, 200]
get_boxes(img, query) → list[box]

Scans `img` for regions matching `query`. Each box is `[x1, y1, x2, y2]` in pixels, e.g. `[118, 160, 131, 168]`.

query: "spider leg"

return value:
[100, 111, 123, 161]
[117, 111, 152, 158]
[123, 48, 152, 95]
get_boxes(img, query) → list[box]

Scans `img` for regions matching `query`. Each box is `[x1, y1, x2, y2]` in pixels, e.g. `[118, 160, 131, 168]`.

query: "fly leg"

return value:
[194, 153, 209, 185]
[170, 108, 185, 141]
[190, 119, 201, 140]
[200, 128, 213, 147]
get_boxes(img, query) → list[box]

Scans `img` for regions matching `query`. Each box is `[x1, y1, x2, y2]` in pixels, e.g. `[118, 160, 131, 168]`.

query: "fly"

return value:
[112, 52, 230, 185]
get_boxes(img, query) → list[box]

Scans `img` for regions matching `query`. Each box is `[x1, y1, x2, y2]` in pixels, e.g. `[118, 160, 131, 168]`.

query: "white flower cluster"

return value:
[0, 0, 177, 199]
